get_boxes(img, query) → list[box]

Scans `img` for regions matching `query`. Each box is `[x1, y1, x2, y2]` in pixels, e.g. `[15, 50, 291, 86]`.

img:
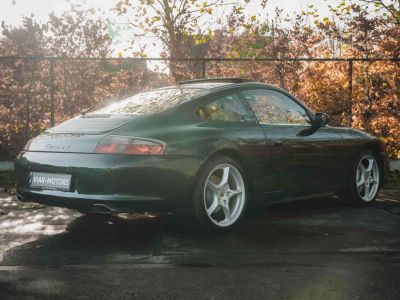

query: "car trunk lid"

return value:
[28, 115, 132, 153]
[48, 114, 131, 135]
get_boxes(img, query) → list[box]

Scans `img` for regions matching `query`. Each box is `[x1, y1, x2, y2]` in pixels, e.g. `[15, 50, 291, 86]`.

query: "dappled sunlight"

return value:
[4, 222, 62, 235]
[0, 208, 75, 234]
[0, 192, 164, 265]
[50, 214, 73, 221]
[0, 236, 38, 263]
[0, 196, 18, 208]
[1, 181, 400, 267]
[0, 193, 81, 263]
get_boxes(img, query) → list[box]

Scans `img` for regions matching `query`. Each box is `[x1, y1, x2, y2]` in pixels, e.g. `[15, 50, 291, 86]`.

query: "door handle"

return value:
[270, 139, 283, 146]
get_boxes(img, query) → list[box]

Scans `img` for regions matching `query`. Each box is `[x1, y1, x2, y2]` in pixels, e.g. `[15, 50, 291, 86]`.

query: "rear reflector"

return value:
[94, 136, 165, 155]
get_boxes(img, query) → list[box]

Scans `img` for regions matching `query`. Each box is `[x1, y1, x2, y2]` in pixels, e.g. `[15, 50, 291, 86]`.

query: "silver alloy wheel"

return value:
[203, 163, 246, 227]
[356, 154, 380, 202]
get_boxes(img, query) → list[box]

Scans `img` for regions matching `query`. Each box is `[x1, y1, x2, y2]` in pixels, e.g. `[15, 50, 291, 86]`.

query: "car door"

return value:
[240, 88, 345, 198]
[196, 92, 283, 202]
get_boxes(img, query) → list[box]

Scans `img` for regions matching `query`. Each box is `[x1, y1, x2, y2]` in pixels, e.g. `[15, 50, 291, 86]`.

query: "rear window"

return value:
[90, 88, 205, 115]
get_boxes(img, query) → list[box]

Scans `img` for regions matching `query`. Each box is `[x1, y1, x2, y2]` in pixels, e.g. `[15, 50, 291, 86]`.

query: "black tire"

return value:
[187, 155, 248, 233]
[342, 150, 382, 206]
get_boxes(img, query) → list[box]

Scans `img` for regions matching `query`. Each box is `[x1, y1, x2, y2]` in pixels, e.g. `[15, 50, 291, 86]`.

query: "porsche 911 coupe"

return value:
[15, 78, 387, 232]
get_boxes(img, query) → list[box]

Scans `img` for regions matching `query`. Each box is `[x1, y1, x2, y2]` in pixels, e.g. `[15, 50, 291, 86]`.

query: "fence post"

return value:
[49, 58, 55, 127]
[201, 59, 206, 78]
[348, 59, 353, 126]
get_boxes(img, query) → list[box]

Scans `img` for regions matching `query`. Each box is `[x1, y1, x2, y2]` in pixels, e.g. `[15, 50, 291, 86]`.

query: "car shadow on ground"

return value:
[1, 181, 400, 267]
[1, 183, 400, 300]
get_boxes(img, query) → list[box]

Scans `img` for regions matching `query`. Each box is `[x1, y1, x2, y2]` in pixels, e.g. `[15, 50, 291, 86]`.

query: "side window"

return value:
[197, 93, 252, 122]
[242, 89, 311, 125]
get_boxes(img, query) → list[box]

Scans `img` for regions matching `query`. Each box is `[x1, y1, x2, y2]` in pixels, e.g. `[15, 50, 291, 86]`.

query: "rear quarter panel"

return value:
[112, 97, 272, 204]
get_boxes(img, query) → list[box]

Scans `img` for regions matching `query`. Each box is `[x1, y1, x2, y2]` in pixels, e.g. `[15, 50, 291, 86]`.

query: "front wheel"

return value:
[343, 151, 381, 206]
[190, 156, 247, 233]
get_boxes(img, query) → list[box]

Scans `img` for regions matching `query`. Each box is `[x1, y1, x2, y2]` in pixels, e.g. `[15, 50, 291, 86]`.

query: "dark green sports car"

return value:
[15, 78, 387, 232]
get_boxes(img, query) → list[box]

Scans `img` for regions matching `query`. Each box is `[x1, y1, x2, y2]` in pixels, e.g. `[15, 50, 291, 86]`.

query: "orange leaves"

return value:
[206, 8, 400, 158]
[0, 1, 399, 160]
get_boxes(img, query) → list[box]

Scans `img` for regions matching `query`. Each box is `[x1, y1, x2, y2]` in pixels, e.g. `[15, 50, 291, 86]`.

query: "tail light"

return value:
[94, 136, 166, 155]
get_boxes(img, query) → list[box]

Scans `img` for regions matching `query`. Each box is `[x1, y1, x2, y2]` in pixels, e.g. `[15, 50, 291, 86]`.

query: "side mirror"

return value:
[313, 112, 330, 128]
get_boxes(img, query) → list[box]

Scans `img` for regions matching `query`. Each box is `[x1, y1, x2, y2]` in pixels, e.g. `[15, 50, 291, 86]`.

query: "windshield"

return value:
[90, 88, 206, 115]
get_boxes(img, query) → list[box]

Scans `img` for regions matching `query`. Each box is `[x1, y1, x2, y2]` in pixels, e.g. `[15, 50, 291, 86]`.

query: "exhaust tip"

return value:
[92, 204, 115, 214]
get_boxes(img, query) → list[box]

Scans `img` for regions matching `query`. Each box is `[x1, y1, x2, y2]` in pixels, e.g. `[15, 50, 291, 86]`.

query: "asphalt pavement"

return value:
[0, 182, 400, 299]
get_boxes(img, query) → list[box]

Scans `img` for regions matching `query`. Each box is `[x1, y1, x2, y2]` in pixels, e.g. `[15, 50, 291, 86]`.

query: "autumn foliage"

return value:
[0, 2, 399, 160]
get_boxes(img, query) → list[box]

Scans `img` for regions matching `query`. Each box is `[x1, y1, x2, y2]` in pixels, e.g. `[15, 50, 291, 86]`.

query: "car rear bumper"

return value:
[16, 190, 171, 213]
[15, 151, 201, 213]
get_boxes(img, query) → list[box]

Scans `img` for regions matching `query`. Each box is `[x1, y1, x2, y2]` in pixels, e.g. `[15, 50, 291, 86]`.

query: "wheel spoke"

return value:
[207, 181, 218, 193]
[364, 182, 370, 196]
[359, 164, 366, 174]
[356, 177, 365, 187]
[366, 158, 374, 172]
[207, 196, 219, 215]
[218, 166, 230, 187]
[221, 203, 232, 222]
[227, 188, 243, 200]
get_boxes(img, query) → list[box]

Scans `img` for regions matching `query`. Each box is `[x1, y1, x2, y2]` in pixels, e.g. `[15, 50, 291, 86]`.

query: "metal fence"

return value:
[0, 55, 399, 160]
[1, 56, 399, 126]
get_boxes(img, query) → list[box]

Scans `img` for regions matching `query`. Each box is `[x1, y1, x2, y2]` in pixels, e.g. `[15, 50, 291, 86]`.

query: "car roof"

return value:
[153, 77, 274, 93]
[150, 77, 291, 103]
[174, 82, 237, 89]
[176, 78, 254, 90]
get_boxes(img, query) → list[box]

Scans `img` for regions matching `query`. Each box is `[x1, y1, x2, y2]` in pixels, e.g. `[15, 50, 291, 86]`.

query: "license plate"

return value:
[30, 172, 72, 191]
